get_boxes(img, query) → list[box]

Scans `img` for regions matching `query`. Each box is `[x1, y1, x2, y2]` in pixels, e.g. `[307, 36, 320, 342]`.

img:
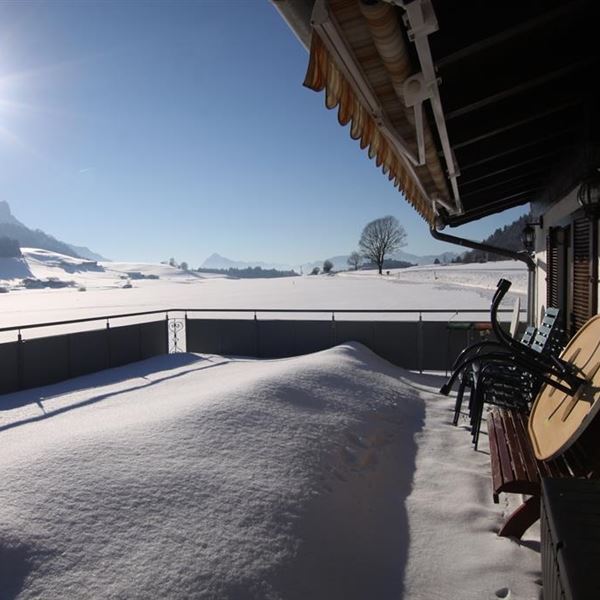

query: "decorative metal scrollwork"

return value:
[168, 318, 185, 353]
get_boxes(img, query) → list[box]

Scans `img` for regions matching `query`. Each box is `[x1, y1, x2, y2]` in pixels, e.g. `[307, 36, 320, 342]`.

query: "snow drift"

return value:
[0, 343, 425, 599]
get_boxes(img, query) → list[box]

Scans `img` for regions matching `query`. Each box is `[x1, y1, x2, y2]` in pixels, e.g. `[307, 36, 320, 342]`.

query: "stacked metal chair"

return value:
[450, 324, 537, 427]
[442, 280, 567, 448]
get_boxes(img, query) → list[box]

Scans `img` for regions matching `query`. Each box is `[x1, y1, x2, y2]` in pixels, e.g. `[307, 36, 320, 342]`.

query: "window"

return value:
[546, 215, 598, 336]
[572, 215, 597, 334]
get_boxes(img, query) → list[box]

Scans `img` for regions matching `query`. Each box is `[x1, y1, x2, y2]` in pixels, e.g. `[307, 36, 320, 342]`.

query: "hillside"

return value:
[457, 213, 529, 263]
[0, 201, 107, 260]
[0, 221, 81, 259]
[0, 247, 209, 292]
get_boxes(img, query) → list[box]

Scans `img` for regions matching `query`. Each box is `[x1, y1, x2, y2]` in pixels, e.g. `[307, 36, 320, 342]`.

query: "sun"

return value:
[0, 67, 41, 152]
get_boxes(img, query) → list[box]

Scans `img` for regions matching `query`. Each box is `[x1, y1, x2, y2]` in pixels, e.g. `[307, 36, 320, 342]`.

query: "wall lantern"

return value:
[522, 224, 535, 251]
[521, 216, 543, 252]
[577, 167, 600, 220]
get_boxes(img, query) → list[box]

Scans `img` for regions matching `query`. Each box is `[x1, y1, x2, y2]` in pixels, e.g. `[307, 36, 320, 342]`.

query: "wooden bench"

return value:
[487, 407, 593, 538]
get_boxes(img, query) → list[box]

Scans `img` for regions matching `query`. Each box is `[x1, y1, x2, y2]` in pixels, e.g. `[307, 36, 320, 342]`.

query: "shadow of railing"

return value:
[0, 353, 231, 433]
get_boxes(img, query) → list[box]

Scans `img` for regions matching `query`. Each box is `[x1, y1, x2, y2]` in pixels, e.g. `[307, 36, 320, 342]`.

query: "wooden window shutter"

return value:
[572, 216, 593, 333]
[546, 228, 559, 309]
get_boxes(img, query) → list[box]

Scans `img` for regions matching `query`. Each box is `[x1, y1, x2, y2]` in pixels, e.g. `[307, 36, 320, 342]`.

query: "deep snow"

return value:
[0, 344, 540, 599]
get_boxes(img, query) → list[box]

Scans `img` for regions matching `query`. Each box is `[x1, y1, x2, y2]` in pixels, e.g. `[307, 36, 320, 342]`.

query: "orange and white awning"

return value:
[301, 0, 459, 225]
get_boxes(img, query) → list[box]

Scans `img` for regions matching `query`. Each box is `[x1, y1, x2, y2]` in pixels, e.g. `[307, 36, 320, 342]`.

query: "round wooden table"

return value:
[529, 315, 600, 461]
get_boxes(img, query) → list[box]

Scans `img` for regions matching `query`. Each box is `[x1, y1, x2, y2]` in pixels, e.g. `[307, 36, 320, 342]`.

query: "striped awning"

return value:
[277, 0, 600, 227]
[303, 32, 435, 223]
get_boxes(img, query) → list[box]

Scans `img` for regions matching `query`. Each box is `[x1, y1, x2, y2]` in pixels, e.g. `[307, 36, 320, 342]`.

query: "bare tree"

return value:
[359, 216, 406, 275]
[347, 251, 362, 271]
[323, 259, 333, 273]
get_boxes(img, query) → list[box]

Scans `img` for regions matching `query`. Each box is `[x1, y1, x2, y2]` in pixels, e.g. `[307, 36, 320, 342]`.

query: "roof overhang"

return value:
[272, 0, 600, 227]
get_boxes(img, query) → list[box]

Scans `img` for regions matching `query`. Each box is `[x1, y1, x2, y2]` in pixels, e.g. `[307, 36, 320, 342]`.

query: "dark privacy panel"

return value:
[0, 320, 168, 395]
[0, 316, 486, 396]
[0, 341, 20, 395]
[21, 335, 71, 389]
[186, 318, 477, 371]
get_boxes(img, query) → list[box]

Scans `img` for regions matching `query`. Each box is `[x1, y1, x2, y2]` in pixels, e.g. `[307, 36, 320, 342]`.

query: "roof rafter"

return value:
[459, 129, 576, 172]
[445, 60, 594, 121]
[460, 150, 563, 187]
[434, 0, 586, 69]
[451, 100, 581, 151]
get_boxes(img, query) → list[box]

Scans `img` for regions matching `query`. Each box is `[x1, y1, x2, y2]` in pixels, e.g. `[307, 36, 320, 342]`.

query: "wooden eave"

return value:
[276, 0, 600, 227]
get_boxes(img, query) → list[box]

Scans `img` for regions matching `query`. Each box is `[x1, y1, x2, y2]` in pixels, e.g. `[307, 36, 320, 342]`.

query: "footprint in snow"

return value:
[358, 448, 378, 468]
[342, 446, 358, 465]
[345, 431, 366, 448]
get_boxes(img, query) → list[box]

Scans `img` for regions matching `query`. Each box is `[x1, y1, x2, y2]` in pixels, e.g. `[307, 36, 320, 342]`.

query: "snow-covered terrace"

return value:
[0, 260, 540, 596]
[0, 342, 540, 599]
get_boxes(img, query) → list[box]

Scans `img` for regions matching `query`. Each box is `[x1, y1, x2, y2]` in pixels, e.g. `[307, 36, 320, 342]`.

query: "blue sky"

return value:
[0, 0, 527, 265]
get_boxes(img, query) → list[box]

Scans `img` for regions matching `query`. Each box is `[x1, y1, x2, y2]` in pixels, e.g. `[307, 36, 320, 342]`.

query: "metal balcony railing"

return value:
[0, 307, 523, 396]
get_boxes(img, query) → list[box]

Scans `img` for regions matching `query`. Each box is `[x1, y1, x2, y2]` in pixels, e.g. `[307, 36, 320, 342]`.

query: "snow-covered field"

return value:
[0, 249, 526, 330]
[354, 260, 528, 295]
[0, 344, 540, 599]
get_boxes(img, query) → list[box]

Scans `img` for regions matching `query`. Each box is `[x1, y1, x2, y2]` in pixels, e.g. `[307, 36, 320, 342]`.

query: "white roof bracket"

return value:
[412, 103, 426, 166]
[403, 72, 435, 166]
[382, 0, 464, 215]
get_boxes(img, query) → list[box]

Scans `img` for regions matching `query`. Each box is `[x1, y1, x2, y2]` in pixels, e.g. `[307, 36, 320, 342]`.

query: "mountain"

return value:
[0, 201, 22, 226]
[201, 253, 293, 271]
[0, 201, 106, 260]
[202, 253, 247, 269]
[0, 221, 81, 258]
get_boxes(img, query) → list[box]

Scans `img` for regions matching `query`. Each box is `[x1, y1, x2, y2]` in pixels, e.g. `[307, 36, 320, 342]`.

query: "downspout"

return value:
[430, 226, 536, 325]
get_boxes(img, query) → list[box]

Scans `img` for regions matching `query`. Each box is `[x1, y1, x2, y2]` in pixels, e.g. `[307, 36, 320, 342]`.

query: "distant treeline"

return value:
[361, 259, 415, 270]
[197, 266, 299, 279]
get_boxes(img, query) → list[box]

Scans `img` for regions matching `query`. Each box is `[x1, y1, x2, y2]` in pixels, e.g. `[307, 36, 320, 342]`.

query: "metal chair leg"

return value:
[453, 375, 468, 425]
[472, 383, 484, 449]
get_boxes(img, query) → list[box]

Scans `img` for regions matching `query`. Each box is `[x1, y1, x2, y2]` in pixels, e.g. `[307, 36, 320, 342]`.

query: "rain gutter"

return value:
[430, 226, 536, 325]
